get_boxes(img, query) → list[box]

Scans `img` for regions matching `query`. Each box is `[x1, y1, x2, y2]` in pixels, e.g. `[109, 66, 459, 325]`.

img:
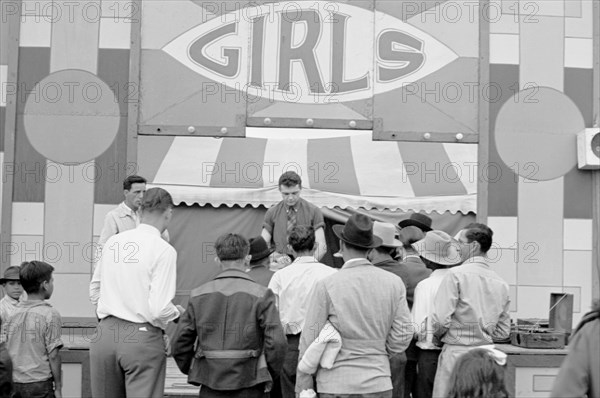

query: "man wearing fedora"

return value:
[247, 236, 276, 287]
[431, 223, 510, 398]
[398, 213, 433, 233]
[411, 231, 462, 398]
[296, 214, 412, 397]
[369, 221, 410, 398]
[268, 226, 336, 398]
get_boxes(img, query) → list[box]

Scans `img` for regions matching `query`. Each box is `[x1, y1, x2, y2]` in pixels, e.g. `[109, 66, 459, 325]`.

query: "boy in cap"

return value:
[411, 230, 462, 398]
[296, 214, 412, 397]
[246, 236, 275, 287]
[0, 266, 24, 330]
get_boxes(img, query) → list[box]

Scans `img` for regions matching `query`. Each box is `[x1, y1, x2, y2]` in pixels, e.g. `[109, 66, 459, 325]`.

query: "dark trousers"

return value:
[199, 384, 268, 398]
[281, 334, 299, 398]
[11, 380, 54, 398]
[403, 339, 419, 398]
[389, 352, 407, 398]
[0, 343, 12, 398]
[90, 316, 166, 398]
[415, 349, 440, 398]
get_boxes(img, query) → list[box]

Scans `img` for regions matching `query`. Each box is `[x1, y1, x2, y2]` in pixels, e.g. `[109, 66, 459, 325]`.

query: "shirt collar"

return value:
[463, 255, 488, 265]
[19, 300, 50, 308]
[342, 258, 371, 269]
[215, 268, 256, 282]
[5, 296, 20, 305]
[118, 202, 137, 218]
[137, 223, 162, 236]
[293, 256, 317, 263]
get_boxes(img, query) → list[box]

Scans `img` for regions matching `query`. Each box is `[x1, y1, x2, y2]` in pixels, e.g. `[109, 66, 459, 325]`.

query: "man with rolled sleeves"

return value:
[261, 171, 327, 261]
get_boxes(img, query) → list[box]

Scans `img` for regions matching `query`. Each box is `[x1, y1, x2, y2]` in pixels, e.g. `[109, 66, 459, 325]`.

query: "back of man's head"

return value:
[140, 188, 173, 214]
[463, 223, 494, 253]
[278, 171, 302, 188]
[216, 233, 250, 262]
[123, 175, 146, 191]
[288, 225, 315, 254]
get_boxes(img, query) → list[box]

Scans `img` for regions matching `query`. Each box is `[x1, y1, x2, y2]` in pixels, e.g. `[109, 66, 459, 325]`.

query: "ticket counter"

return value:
[496, 344, 568, 398]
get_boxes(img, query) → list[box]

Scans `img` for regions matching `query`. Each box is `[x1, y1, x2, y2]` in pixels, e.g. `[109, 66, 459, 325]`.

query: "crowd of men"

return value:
[0, 172, 597, 398]
[80, 171, 515, 398]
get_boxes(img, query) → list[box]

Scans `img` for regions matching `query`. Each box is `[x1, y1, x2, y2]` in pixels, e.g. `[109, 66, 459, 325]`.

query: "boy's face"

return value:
[3, 280, 23, 300]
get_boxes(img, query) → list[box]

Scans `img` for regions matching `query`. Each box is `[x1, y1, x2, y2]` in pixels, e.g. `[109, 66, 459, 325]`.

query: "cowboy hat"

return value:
[333, 214, 382, 249]
[0, 266, 20, 284]
[398, 213, 433, 232]
[249, 236, 274, 263]
[412, 230, 462, 266]
[373, 222, 402, 248]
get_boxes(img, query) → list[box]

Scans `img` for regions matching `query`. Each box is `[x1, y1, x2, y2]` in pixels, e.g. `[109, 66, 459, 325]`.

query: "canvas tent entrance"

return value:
[139, 128, 477, 298]
[142, 129, 478, 213]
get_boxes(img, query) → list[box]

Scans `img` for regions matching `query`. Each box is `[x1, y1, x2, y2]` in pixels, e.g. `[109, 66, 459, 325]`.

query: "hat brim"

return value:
[250, 248, 275, 263]
[379, 238, 403, 248]
[398, 219, 432, 232]
[333, 224, 383, 249]
[0, 278, 19, 284]
[417, 252, 462, 266]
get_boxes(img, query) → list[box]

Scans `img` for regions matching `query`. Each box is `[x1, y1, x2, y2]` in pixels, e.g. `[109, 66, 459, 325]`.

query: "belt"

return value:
[195, 349, 261, 359]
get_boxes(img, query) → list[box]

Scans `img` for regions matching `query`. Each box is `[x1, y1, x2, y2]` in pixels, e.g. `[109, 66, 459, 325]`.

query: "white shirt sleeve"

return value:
[89, 255, 102, 306]
[411, 282, 428, 342]
[148, 246, 180, 327]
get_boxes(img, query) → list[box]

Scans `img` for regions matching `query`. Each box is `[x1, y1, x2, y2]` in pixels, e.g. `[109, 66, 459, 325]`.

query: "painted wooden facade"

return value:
[1, 0, 598, 339]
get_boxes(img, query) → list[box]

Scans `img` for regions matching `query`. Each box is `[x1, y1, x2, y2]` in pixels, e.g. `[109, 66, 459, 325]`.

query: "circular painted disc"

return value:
[24, 70, 120, 164]
[495, 87, 585, 181]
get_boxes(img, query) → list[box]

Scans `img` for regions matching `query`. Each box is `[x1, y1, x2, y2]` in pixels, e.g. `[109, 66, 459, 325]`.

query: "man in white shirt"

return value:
[89, 187, 183, 398]
[268, 225, 336, 398]
[411, 230, 462, 398]
[97, 175, 169, 249]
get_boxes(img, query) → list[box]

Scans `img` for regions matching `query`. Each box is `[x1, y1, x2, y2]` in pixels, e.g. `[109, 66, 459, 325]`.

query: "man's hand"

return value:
[163, 333, 172, 356]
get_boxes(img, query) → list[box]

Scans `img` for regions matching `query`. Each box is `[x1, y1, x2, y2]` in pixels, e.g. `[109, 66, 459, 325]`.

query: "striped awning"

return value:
[143, 129, 478, 213]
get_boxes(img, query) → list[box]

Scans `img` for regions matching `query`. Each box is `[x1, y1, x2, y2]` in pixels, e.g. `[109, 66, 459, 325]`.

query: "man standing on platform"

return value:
[97, 175, 169, 249]
[431, 223, 510, 398]
[296, 214, 413, 397]
[262, 171, 327, 261]
[89, 188, 182, 398]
